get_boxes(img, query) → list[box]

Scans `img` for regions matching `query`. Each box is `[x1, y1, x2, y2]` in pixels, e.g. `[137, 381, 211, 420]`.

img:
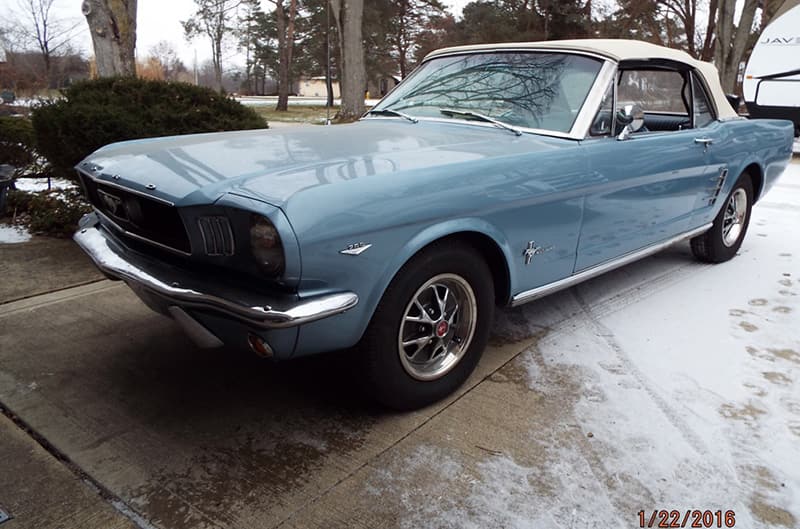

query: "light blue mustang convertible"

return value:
[74, 40, 794, 409]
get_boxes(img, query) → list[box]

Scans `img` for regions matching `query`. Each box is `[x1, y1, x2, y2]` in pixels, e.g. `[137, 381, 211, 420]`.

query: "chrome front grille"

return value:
[198, 216, 235, 256]
[78, 170, 191, 254]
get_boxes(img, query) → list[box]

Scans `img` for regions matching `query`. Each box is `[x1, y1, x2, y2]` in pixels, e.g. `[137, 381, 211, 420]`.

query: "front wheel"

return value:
[358, 242, 494, 410]
[691, 173, 754, 263]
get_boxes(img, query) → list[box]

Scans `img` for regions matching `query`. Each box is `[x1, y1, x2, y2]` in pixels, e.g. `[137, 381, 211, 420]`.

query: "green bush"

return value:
[5, 188, 34, 213]
[4, 188, 91, 237]
[32, 77, 268, 180]
[0, 116, 36, 169]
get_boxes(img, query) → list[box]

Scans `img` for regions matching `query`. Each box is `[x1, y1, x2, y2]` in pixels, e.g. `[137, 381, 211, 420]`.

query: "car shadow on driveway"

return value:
[0, 242, 715, 528]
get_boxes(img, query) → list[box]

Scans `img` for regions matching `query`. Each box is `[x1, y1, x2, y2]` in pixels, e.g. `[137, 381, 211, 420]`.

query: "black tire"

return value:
[691, 173, 754, 263]
[358, 241, 495, 410]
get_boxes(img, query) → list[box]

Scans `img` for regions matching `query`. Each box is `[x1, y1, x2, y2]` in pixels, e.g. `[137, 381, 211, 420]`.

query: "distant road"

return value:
[237, 96, 381, 107]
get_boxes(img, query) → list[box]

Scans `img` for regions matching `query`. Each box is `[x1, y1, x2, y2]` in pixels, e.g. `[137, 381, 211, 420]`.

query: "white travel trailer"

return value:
[743, 1, 800, 136]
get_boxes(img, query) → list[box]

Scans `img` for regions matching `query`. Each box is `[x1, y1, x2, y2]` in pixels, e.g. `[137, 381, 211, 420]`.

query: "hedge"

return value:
[31, 77, 268, 180]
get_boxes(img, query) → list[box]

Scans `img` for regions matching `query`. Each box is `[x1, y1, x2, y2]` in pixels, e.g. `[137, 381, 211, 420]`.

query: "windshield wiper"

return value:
[439, 108, 522, 136]
[365, 108, 418, 123]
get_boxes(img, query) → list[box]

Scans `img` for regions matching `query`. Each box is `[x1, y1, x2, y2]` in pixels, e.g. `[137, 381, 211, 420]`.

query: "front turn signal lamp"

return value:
[250, 214, 285, 277]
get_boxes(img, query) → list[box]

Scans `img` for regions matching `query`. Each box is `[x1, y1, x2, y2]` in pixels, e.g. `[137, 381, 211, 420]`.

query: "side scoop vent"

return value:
[198, 216, 235, 256]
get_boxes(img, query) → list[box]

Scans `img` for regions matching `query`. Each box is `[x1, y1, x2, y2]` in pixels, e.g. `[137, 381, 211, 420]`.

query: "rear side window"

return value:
[692, 75, 715, 127]
[618, 70, 689, 114]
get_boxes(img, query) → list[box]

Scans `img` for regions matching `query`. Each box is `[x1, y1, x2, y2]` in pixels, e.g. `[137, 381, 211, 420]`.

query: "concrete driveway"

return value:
[1, 162, 798, 529]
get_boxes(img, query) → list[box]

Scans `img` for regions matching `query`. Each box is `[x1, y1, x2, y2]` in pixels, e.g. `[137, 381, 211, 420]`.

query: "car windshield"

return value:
[372, 52, 603, 133]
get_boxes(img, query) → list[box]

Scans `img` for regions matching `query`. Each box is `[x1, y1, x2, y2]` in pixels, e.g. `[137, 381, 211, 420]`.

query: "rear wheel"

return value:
[358, 242, 494, 410]
[691, 173, 753, 263]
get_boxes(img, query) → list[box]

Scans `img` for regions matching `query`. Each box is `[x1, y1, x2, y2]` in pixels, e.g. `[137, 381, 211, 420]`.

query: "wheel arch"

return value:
[369, 220, 515, 317]
[742, 162, 764, 202]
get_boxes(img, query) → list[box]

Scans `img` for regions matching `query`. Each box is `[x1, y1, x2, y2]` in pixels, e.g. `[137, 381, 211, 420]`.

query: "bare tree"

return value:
[183, 0, 241, 92]
[331, 0, 366, 120]
[715, 0, 759, 92]
[148, 40, 184, 81]
[267, 0, 298, 111]
[649, 0, 718, 60]
[82, 0, 137, 76]
[387, 0, 446, 79]
[657, 0, 702, 56]
[14, 0, 82, 84]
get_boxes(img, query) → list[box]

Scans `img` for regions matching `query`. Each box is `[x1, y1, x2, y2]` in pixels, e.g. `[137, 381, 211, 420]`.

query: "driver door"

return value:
[575, 66, 712, 272]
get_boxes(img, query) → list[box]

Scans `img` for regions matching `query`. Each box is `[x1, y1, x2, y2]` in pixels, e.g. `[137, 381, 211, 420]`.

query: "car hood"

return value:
[80, 119, 571, 209]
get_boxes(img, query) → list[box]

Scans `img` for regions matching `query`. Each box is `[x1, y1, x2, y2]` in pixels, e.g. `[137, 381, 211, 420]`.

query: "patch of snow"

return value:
[0, 224, 32, 243]
[4, 97, 55, 108]
[14, 177, 76, 193]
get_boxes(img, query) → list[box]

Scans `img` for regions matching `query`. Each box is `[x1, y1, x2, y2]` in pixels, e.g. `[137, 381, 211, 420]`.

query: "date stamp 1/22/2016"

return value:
[638, 510, 736, 528]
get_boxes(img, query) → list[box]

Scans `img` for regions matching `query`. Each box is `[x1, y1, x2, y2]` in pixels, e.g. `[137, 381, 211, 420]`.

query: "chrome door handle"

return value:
[694, 137, 713, 145]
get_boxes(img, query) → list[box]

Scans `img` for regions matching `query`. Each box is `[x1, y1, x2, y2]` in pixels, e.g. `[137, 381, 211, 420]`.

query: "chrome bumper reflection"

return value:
[74, 221, 358, 329]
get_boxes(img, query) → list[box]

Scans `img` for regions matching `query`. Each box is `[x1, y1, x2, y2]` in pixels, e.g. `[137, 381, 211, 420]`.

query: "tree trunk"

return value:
[325, 21, 334, 107]
[714, 0, 759, 93]
[276, 0, 297, 112]
[83, 0, 137, 77]
[210, 5, 224, 92]
[700, 0, 718, 61]
[331, 0, 365, 121]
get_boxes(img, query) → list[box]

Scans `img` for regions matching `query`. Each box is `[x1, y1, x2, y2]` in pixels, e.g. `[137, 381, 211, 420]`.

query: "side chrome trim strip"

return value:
[510, 223, 712, 307]
[74, 222, 359, 329]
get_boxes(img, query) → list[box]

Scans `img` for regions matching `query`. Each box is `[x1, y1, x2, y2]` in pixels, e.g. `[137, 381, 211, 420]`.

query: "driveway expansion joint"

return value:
[0, 280, 119, 318]
[0, 401, 161, 529]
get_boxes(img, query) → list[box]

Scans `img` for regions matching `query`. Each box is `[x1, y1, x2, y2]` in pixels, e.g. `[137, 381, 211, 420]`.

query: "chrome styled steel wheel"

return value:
[722, 188, 747, 247]
[358, 241, 494, 409]
[690, 173, 753, 264]
[397, 273, 477, 381]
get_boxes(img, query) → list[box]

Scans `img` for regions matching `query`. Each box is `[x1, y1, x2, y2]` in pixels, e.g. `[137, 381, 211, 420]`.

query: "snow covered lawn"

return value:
[0, 177, 79, 243]
[13, 177, 76, 193]
[0, 224, 31, 243]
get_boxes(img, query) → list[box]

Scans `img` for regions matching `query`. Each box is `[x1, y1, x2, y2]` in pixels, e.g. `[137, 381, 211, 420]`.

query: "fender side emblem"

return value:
[340, 242, 372, 256]
[523, 241, 552, 265]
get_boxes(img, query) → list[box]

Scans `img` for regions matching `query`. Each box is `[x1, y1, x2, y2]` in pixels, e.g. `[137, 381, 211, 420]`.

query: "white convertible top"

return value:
[425, 39, 737, 119]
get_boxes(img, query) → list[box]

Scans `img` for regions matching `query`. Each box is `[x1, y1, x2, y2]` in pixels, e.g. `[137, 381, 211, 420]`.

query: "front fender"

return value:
[374, 217, 516, 309]
[292, 217, 513, 357]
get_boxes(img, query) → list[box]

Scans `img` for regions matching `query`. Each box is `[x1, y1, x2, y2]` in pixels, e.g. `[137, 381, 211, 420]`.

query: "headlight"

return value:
[250, 214, 285, 276]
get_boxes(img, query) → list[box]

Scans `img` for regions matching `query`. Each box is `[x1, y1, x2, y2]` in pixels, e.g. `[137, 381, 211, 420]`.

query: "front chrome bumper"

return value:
[74, 220, 358, 329]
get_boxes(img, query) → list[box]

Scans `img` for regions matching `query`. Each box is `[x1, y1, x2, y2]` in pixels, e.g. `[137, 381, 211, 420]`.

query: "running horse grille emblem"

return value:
[98, 189, 126, 219]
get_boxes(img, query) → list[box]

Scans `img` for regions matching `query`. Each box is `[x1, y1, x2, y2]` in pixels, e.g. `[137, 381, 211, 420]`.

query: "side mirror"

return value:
[616, 104, 645, 140]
